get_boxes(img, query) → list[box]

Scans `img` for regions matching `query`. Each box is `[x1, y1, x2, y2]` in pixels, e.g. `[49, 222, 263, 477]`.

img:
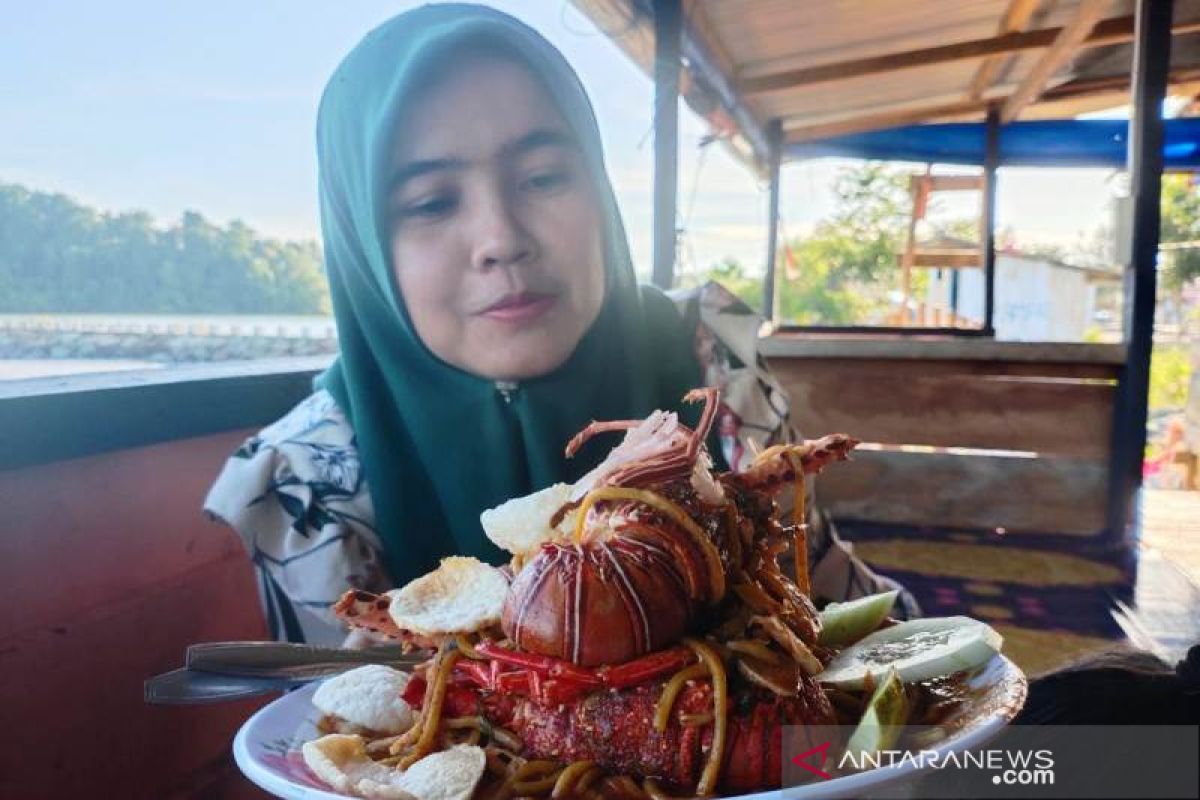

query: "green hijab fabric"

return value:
[314, 4, 704, 587]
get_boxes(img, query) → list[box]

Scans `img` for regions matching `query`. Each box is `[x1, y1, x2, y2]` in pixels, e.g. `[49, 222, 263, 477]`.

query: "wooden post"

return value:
[1107, 0, 1172, 541]
[899, 168, 930, 325]
[983, 105, 1000, 336]
[763, 120, 783, 322]
[652, 0, 681, 290]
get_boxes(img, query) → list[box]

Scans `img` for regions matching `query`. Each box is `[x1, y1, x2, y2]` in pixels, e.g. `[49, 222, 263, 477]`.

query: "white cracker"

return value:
[396, 744, 487, 800]
[389, 556, 509, 635]
[312, 665, 415, 735]
[301, 734, 415, 799]
[301, 736, 485, 800]
[480, 482, 572, 555]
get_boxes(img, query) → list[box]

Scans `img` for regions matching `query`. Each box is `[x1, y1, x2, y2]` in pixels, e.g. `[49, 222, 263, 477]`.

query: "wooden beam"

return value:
[895, 251, 983, 268]
[569, 0, 656, 77]
[786, 100, 985, 142]
[782, 68, 1200, 143]
[913, 175, 986, 192]
[740, 13, 1148, 95]
[770, 357, 1118, 459]
[676, 3, 772, 166]
[817, 449, 1109, 536]
[682, 0, 734, 76]
[898, 166, 931, 325]
[1050, 59, 1200, 99]
[1001, 0, 1107, 122]
[569, 0, 774, 167]
[969, 0, 1042, 101]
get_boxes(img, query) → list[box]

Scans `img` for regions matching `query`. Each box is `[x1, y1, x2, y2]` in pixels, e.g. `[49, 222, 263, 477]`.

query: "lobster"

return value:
[398, 643, 837, 794]
[501, 388, 857, 667]
[334, 388, 859, 794]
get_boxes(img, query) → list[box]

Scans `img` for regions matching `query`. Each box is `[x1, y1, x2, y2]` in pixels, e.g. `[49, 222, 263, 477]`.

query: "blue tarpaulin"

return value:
[784, 118, 1200, 168]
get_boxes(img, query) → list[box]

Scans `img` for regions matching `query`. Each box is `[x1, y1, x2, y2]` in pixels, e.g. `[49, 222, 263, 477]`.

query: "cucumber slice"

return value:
[819, 616, 1003, 689]
[818, 590, 898, 647]
[845, 668, 909, 759]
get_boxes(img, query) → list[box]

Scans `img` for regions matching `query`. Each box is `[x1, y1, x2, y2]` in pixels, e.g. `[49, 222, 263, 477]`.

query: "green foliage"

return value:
[937, 217, 982, 245]
[694, 163, 912, 324]
[0, 182, 330, 314]
[1160, 174, 1200, 292]
[776, 235, 885, 324]
[1149, 344, 1192, 412]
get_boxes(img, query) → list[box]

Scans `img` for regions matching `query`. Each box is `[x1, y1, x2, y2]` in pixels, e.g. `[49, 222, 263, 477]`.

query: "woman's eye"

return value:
[521, 170, 571, 193]
[399, 194, 458, 220]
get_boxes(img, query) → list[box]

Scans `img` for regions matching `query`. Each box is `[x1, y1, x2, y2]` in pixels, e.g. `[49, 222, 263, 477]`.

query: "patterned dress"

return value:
[204, 282, 918, 644]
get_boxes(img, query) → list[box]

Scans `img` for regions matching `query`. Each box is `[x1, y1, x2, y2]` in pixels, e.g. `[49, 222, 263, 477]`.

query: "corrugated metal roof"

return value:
[571, 0, 1200, 167]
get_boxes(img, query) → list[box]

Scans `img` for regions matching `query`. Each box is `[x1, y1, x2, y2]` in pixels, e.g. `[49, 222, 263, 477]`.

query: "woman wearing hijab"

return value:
[204, 4, 913, 645]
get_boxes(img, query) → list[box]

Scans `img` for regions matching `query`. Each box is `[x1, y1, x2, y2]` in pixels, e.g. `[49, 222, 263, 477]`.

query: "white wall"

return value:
[929, 255, 1095, 341]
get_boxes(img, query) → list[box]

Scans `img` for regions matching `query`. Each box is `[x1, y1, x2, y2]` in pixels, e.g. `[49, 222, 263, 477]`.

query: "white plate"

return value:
[233, 653, 1027, 800]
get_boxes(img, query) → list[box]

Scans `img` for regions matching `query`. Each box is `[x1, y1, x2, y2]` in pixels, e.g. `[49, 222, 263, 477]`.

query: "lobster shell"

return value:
[482, 672, 836, 793]
[501, 537, 695, 667]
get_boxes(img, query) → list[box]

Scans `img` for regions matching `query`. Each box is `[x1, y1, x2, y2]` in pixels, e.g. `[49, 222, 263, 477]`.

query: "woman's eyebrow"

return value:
[388, 130, 576, 193]
[502, 129, 576, 158]
[387, 158, 465, 193]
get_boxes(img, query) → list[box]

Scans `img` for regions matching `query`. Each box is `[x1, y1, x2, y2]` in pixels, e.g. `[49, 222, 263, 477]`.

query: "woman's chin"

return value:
[473, 351, 572, 382]
[451, 318, 587, 381]
[460, 336, 577, 382]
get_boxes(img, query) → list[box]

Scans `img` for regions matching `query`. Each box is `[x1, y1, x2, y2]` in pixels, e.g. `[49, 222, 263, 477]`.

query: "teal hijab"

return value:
[314, 4, 704, 587]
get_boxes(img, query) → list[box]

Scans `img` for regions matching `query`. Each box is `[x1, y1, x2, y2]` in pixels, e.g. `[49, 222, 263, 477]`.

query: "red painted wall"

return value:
[0, 431, 273, 798]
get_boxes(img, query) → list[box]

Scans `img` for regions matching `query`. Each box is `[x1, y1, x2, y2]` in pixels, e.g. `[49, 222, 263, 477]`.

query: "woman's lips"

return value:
[479, 292, 557, 323]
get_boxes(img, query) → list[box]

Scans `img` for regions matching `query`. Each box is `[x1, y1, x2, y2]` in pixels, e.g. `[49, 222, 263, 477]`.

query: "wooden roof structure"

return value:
[570, 0, 1181, 542]
[572, 0, 1200, 169]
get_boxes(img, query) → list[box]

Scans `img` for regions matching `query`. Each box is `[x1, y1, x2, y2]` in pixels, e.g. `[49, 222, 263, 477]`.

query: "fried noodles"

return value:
[684, 637, 728, 797]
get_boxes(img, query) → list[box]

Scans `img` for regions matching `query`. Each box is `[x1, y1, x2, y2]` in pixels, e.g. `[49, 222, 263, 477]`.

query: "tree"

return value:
[693, 162, 913, 324]
[0, 181, 331, 314]
[1160, 173, 1200, 292]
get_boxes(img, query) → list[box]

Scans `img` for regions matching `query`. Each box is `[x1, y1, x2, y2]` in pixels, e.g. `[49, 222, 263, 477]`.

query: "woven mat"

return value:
[834, 522, 1135, 678]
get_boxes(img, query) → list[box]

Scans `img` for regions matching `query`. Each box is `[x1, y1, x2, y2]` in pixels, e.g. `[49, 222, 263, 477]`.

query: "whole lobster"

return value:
[336, 388, 859, 794]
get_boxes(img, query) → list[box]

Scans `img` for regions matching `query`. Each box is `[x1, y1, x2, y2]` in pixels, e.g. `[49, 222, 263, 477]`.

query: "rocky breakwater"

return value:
[0, 322, 339, 363]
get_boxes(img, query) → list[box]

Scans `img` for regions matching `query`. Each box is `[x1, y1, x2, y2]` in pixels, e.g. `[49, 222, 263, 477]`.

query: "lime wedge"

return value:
[845, 667, 908, 759]
[818, 590, 898, 648]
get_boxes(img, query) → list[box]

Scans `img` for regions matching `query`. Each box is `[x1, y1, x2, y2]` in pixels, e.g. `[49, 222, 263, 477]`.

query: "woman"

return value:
[204, 4, 912, 645]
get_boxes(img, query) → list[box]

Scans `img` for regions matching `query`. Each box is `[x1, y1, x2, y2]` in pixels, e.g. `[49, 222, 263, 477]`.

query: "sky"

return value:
[1, 0, 1124, 281]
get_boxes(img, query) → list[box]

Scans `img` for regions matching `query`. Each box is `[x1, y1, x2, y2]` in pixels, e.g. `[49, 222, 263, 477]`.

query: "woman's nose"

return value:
[469, 190, 536, 271]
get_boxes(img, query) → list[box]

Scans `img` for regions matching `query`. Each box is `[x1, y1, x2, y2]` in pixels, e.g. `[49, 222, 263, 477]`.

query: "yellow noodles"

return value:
[684, 637, 727, 797]
[653, 663, 708, 732]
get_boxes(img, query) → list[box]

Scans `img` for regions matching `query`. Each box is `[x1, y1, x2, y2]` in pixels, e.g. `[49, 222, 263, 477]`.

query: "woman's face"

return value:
[387, 55, 607, 381]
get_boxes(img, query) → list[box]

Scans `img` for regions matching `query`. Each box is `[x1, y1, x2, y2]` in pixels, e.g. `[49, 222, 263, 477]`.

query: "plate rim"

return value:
[233, 653, 1028, 800]
[234, 688, 347, 800]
